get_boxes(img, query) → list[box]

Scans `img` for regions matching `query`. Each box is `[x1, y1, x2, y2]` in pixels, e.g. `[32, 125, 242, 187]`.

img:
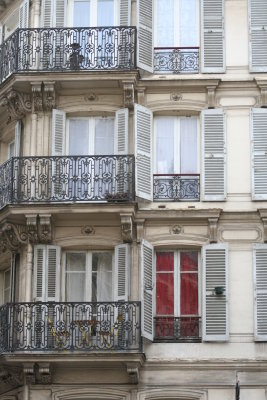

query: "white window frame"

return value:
[67, 0, 119, 26]
[3, 268, 11, 304]
[8, 141, 15, 159]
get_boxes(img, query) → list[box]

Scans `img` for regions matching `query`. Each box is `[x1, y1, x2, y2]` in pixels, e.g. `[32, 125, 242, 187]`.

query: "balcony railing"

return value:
[153, 174, 200, 201]
[0, 26, 137, 83]
[0, 155, 135, 209]
[0, 302, 142, 353]
[154, 47, 199, 74]
[154, 316, 201, 342]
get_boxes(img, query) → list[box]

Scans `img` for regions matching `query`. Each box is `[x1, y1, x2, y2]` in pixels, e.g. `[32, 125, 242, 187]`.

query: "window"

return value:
[70, 0, 118, 27]
[3, 269, 11, 303]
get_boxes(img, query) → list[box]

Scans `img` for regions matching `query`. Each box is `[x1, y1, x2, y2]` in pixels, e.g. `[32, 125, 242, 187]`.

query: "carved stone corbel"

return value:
[39, 214, 52, 243]
[31, 82, 43, 113]
[137, 86, 146, 106]
[207, 86, 217, 109]
[255, 80, 267, 108]
[123, 81, 135, 109]
[135, 219, 145, 243]
[120, 214, 133, 243]
[26, 214, 38, 243]
[127, 363, 139, 384]
[43, 81, 56, 111]
[262, 218, 267, 243]
[23, 363, 35, 385]
[0, 222, 28, 252]
[0, 366, 23, 389]
[36, 363, 52, 384]
[208, 218, 218, 243]
[0, 89, 32, 121]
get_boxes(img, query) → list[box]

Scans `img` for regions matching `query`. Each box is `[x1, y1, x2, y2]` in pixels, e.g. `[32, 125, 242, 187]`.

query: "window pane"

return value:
[92, 252, 112, 301]
[156, 252, 174, 272]
[180, 251, 198, 272]
[8, 142, 15, 158]
[180, 118, 198, 173]
[74, 0, 90, 27]
[156, 0, 174, 47]
[98, 0, 114, 26]
[155, 117, 174, 174]
[180, 0, 199, 47]
[94, 118, 114, 155]
[65, 253, 86, 302]
[156, 273, 174, 315]
[69, 119, 89, 155]
[180, 273, 198, 315]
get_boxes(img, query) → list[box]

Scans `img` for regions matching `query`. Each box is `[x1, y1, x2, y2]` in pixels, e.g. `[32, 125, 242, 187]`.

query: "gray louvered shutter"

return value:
[254, 244, 267, 341]
[202, 109, 226, 201]
[115, 108, 129, 154]
[55, 0, 66, 27]
[134, 104, 153, 201]
[33, 245, 46, 301]
[203, 243, 228, 341]
[46, 246, 60, 302]
[249, 0, 267, 72]
[119, 0, 131, 25]
[201, 0, 225, 73]
[141, 240, 154, 341]
[52, 109, 66, 156]
[137, 0, 153, 72]
[114, 244, 130, 301]
[19, 0, 29, 28]
[251, 108, 267, 200]
[14, 121, 21, 157]
[41, 0, 52, 27]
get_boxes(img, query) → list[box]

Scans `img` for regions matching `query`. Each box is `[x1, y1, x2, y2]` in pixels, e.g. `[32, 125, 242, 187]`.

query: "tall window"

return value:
[71, 0, 118, 26]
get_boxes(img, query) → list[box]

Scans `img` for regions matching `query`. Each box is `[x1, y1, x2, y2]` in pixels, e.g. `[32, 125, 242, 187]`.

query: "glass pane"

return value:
[98, 0, 114, 26]
[180, 273, 198, 315]
[4, 270, 10, 289]
[180, 118, 198, 173]
[74, 0, 90, 27]
[180, 251, 198, 272]
[156, 252, 174, 272]
[156, 272, 174, 315]
[94, 118, 114, 155]
[8, 142, 15, 158]
[69, 119, 89, 155]
[92, 252, 112, 301]
[180, 0, 199, 46]
[65, 253, 86, 302]
[156, 117, 174, 174]
[156, 0, 174, 47]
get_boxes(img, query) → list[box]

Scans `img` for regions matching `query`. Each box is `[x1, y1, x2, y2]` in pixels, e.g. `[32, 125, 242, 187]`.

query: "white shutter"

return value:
[141, 240, 154, 341]
[46, 246, 60, 302]
[202, 109, 226, 201]
[249, 0, 267, 72]
[19, 0, 29, 28]
[137, 0, 153, 72]
[41, 0, 52, 27]
[14, 121, 21, 157]
[119, 0, 131, 25]
[52, 109, 66, 156]
[201, 0, 225, 73]
[202, 243, 229, 341]
[55, 0, 66, 27]
[33, 245, 46, 301]
[115, 108, 129, 154]
[253, 244, 267, 341]
[114, 244, 130, 302]
[251, 108, 267, 200]
[134, 104, 153, 201]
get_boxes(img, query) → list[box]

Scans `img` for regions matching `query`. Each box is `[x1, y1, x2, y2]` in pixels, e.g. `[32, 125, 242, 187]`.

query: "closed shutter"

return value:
[33, 245, 46, 301]
[249, 0, 267, 72]
[115, 108, 129, 154]
[141, 240, 154, 341]
[251, 108, 267, 200]
[137, 0, 153, 72]
[253, 244, 267, 341]
[114, 244, 130, 301]
[55, 0, 66, 27]
[134, 104, 153, 201]
[201, 0, 225, 73]
[52, 109, 65, 156]
[41, 0, 52, 27]
[14, 121, 21, 157]
[202, 109, 226, 201]
[19, 0, 29, 28]
[203, 243, 228, 341]
[120, 0, 131, 25]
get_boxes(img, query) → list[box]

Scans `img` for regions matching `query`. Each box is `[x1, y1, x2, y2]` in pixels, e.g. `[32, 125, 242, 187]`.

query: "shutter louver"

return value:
[34, 246, 46, 301]
[19, 0, 29, 28]
[52, 109, 65, 156]
[14, 121, 21, 157]
[55, 0, 66, 27]
[201, 0, 225, 73]
[141, 240, 154, 341]
[120, 0, 131, 25]
[251, 109, 267, 200]
[254, 244, 267, 341]
[203, 244, 228, 341]
[46, 246, 60, 302]
[134, 104, 153, 201]
[249, 0, 267, 72]
[137, 0, 153, 72]
[41, 0, 52, 27]
[115, 244, 130, 302]
[115, 108, 129, 154]
[202, 109, 226, 201]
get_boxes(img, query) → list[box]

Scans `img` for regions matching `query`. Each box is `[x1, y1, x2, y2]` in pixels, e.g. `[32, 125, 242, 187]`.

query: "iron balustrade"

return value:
[154, 316, 201, 342]
[0, 26, 137, 83]
[0, 155, 135, 209]
[154, 47, 199, 74]
[0, 302, 142, 353]
[153, 174, 200, 201]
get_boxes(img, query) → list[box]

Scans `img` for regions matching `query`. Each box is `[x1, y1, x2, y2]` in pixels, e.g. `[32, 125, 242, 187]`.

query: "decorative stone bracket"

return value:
[122, 81, 135, 109]
[208, 217, 218, 243]
[207, 85, 217, 109]
[31, 81, 56, 112]
[126, 363, 139, 384]
[258, 210, 267, 243]
[0, 366, 23, 390]
[135, 218, 145, 243]
[255, 80, 267, 108]
[120, 213, 133, 243]
[0, 89, 31, 122]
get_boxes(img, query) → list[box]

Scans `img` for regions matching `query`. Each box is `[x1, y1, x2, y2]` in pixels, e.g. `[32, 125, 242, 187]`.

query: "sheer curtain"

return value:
[92, 252, 113, 302]
[179, 0, 199, 47]
[180, 118, 198, 174]
[155, 117, 174, 174]
[65, 253, 86, 302]
[156, 0, 174, 47]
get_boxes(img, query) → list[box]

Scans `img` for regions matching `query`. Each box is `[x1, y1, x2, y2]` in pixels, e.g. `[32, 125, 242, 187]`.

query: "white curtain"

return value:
[180, 118, 198, 174]
[65, 253, 86, 302]
[92, 252, 113, 301]
[156, 117, 174, 174]
[179, 0, 199, 47]
[94, 118, 114, 155]
[156, 0, 174, 47]
[69, 119, 89, 155]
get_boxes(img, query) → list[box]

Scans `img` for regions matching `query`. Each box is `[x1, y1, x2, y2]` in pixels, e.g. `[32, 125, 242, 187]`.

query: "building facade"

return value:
[0, 0, 267, 399]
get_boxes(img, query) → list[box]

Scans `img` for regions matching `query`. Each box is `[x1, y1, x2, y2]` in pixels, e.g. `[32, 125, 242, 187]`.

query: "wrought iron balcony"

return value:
[154, 316, 201, 342]
[0, 26, 137, 84]
[0, 155, 135, 209]
[154, 47, 199, 74]
[0, 302, 142, 353]
[153, 174, 200, 201]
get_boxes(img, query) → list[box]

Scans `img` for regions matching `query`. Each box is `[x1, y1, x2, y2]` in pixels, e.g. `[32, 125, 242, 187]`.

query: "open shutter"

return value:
[202, 109, 226, 201]
[119, 0, 131, 25]
[33, 245, 46, 301]
[115, 108, 129, 154]
[249, 0, 267, 72]
[19, 0, 29, 28]
[14, 121, 21, 157]
[41, 0, 52, 27]
[253, 244, 267, 341]
[134, 104, 153, 201]
[201, 0, 225, 73]
[46, 246, 60, 302]
[203, 243, 228, 341]
[114, 244, 130, 301]
[141, 240, 154, 341]
[251, 108, 267, 200]
[55, 0, 66, 27]
[137, 0, 153, 72]
[52, 109, 66, 156]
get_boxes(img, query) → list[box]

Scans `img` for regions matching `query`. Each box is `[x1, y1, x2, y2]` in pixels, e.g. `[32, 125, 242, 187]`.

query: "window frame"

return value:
[3, 268, 11, 304]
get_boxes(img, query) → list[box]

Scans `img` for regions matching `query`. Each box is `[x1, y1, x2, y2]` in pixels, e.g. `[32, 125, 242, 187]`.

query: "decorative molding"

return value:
[208, 218, 218, 243]
[127, 363, 139, 384]
[217, 224, 262, 243]
[123, 81, 135, 109]
[52, 388, 131, 400]
[137, 87, 146, 106]
[0, 366, 23, 390]
[81, 225, 95, 236]
[31, 81, 56, 113]
[255, 80, 267, 108]
[36, 363, 52, 384]
[135, 219, 145, 243]
[31, 82, 43, 113]
[120, 214, 133, 243]
[23, 363, 35, 385]
[170, 92, 183, 102]
[261, 217, 267, 243]
[170, 225, 184, 235]
[84, 93, 98, 102]
[137, 388, 208, 400]
[25, 214, 38, 243]
[0, 89, 32, 122]
[39, 214, 52, 243]
[206, 85, 217, 108]
[0, 222, 29, 252]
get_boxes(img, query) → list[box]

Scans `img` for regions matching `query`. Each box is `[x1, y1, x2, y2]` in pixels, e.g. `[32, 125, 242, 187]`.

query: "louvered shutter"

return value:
[33, 245, 46, 301]
[134, 104, 153, 201]
[249, 0, 267, 72]
[46, 246, 60, 302]
[114, 244, 130, 301]
[253, 244, 267, 341]
[119, 0, 131, 25]
[137, 0, 153, 72]
[141, 240, 154, 341]
[19, 0, 29, 28]
[202, 109, 226, 201]
[41, 0, 52, 27]
[203, 243, 228, 341]
[55, 0, 66, 27]
[14, 121, 21, 157]
[115, 109, 129, 154]
[251, 108, 267, 200]
[201, 0, 225, 73]
[52, 109, 66, 156]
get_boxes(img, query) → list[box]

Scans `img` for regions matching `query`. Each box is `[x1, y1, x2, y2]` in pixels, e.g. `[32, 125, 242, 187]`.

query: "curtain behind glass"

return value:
[97, 0, 114, 25]
[92, 252, 113, 301]
[156, 117, 174, 174]
[74, 0, 91, 27]
[180, 118, 198, 174]
[69, 119, 90, 155]
[156, 0, 174, 47]
[94, 118, 114, 155]
[65, 253, 86, 302]
[179, 0, 199, 47]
